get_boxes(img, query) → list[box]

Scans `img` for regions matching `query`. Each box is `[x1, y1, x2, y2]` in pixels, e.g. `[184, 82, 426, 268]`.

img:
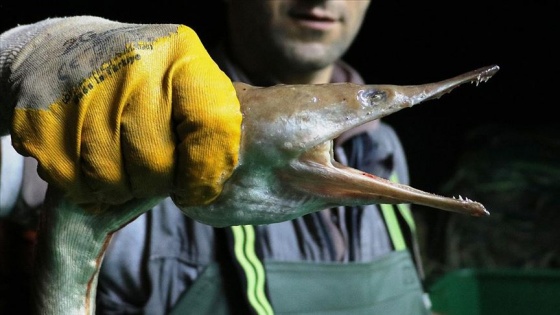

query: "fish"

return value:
[31, 65, 499, 315]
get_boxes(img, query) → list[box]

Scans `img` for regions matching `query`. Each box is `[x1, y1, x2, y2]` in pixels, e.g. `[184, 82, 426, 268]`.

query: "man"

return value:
[97, 1, 429, 314]
[0, 1, 430, 314]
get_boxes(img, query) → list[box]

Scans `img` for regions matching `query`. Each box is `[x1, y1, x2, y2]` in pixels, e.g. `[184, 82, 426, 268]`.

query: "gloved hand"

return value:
[0, 16, 242, 207]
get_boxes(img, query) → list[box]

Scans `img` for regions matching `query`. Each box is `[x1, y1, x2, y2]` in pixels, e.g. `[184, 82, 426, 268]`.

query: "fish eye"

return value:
[359, 90, 385, 106]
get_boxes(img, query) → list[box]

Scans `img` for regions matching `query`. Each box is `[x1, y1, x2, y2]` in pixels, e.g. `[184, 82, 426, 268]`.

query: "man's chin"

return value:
[284, 43, 339, 68]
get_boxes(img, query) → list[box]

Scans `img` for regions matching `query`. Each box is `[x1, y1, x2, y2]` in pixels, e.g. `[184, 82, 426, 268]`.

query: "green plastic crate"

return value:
[429, 268, 560, 315]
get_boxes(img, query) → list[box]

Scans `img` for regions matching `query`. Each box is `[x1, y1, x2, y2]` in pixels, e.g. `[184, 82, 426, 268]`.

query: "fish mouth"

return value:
[279, 65, 499, 217]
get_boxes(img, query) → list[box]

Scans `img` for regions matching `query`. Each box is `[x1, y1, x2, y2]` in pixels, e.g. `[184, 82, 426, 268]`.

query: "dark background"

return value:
[1, 0, 558, 214]
[1, 3, 559, 309]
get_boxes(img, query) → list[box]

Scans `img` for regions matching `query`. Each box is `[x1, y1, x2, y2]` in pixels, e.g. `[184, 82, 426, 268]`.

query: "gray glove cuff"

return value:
[0, 16, 122, 135]
[0, 18, 64, 135]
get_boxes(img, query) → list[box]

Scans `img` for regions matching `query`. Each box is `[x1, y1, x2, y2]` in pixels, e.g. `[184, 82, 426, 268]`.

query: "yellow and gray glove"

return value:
[0, 16, 242, 208]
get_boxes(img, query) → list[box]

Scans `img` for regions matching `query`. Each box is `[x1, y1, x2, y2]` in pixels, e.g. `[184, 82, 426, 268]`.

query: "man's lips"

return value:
[289, 9, 339, 31]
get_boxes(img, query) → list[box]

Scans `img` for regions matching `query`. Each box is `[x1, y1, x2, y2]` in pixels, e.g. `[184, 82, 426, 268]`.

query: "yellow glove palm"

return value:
[8, 17, 241, 207]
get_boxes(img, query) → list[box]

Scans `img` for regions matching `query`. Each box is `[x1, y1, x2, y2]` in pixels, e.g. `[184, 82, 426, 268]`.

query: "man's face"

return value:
[228, 0, 371, 73]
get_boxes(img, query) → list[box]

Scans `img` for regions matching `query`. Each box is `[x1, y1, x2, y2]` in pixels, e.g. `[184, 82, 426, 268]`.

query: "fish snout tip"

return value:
[473, 207, 491, 217]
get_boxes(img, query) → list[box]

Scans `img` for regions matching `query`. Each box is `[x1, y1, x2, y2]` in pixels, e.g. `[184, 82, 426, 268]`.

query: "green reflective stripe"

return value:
[231, 225, 274, 315]
[388, 173, 417, 233]
[380, 203, 406, 251]
[243, 225, 274, 315]
[396, 202, 416, 233]
[380, 172, 416, 251]
[388, 173, 427, 281]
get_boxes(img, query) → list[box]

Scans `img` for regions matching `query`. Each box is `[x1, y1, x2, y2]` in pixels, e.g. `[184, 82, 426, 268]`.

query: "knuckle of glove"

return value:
[170, 26, 242, 208]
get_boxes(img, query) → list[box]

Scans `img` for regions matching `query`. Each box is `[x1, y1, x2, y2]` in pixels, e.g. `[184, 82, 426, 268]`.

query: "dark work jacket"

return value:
[95, 45, 428, 315]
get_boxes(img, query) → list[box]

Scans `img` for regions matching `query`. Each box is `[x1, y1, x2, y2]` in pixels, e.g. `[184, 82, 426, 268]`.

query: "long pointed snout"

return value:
[235, 65, 500, 162]
[401, 65, 500, 106]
